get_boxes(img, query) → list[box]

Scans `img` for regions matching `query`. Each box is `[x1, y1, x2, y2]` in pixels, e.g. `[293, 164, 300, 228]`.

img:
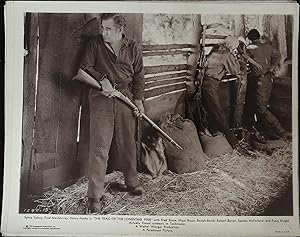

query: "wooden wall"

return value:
[21, 13, 144, 200]
[143, 14, 201, 120]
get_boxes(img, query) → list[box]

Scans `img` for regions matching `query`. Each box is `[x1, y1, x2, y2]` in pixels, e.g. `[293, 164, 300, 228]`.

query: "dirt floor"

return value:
[29, 141, 293, 216]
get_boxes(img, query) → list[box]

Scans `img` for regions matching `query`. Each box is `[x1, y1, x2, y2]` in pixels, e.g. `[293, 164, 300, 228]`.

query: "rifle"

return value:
[73, 69, 183, 150]
[195, 24, 207, 90]
[192, 24, 209, 133]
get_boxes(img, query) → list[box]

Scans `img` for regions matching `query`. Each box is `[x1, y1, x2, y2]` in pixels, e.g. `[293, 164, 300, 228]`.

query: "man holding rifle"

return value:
[80, 13, 145, 213]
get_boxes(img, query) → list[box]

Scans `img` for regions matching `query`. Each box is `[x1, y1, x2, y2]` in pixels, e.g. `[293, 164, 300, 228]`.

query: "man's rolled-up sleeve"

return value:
[80, 38, 107, 82]
[132, 44, 145, 100]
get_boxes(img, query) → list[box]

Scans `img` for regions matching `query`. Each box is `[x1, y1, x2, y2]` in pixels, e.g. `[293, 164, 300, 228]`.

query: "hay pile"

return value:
[34, 142, 293, 216]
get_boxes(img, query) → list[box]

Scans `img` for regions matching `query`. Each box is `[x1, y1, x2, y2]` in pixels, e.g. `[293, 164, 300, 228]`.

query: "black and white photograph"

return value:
[19, 11, 295, 216]
[2, 1, 299, 236]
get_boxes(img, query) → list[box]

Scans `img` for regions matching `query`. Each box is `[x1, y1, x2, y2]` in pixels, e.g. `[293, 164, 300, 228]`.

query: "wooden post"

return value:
[232, 15, 247, 128]
[21, 13, 38, 208]
[234, 15, 246, 37]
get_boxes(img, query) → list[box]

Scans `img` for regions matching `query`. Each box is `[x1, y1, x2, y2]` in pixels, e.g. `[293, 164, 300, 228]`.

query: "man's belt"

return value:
[204, 75, 220, 81]
[114, 82, 130, 90]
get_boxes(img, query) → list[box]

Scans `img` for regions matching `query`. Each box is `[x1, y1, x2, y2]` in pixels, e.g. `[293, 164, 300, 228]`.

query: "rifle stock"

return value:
[73, 69, 183, 150]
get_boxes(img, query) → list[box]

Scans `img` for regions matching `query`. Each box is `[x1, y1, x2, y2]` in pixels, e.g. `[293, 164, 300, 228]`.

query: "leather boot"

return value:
[127, 185, 144, 196]
[88, 198, 105, 213]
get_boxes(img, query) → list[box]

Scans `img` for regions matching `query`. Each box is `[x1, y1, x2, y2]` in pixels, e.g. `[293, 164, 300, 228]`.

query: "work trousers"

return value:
[202, 77, 238, 148]
[87, 88, 139, 199]
[254, 72, 285, 134]
[232, 68, 248, 128]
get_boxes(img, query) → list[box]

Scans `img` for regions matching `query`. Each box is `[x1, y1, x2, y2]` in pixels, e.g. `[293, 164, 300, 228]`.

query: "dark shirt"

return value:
[80, 35, 145, 100]
[248, 39, 281, 76]
[205, 48, 240, 80]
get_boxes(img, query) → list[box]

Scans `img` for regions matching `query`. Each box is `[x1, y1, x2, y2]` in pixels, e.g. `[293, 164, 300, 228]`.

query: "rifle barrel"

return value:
[115, 92, 183, 150]
[141, 114, 183, 150]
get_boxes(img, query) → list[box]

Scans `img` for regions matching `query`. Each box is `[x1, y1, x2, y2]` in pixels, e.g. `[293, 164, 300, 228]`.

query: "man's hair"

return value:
[100, 13, 127, 30]
[247, 29, 260, 41]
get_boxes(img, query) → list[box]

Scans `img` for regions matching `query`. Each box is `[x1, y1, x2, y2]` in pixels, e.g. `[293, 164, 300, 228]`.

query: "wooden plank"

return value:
[21, 13, 38, 200]
[28, 170, 43, 195]
[144, 64, 189, 75]
[35, 153, 56, 171]
[205, 34, 227, 39]
[234, 15, 246, 37]
[145, 82, 186, 99]
[144, 90, 186, 121]
[55, 14, 85, 166]
[43, 161, 81, 189]
[143, 44, 194, 51]
[145, 77, 187, 89]
[144, 54, 188, 67]
[34, 14, 62, 153]
[203, 38, 224, 46]
[145, 71, 188, 82]
[143, 50, 192, 57]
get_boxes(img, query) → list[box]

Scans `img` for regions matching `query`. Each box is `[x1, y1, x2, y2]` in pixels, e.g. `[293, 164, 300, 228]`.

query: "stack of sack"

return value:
[141, 114, 207, 176]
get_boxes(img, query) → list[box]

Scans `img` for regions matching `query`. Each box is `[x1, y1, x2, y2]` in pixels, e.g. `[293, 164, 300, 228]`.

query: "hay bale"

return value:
[33, 142, 292, 216]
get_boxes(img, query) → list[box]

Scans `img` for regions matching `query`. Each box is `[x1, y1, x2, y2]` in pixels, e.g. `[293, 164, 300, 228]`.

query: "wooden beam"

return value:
[205, 34, 227, 39]
[21, 13, 38, 201]
[34, 14, 62, 153]
[55, 14, 84, 167]
[145, 77, 187, 89]
[144, 64, 189, 75]
[143, 50, 192, 57]
[145, 82, 186, 98]
[145, 71, 188, 82]
[143, 44, 195, 51]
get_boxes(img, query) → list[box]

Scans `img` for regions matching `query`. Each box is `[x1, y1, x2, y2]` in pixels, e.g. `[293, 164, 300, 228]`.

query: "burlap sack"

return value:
[200, 133, 233, 157]
[140, 137, 167, 178]
[159, 114, 206, 174]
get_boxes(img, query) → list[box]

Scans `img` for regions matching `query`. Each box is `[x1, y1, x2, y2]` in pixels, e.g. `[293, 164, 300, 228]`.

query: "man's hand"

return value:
[101, 90, 117, 98]
[270, 65, 278, 73]
[133, 100, 145, 118]
[100, 77, 116, 98]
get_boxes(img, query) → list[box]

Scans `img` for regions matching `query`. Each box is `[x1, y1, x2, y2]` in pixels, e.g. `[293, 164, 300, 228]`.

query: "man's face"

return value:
[101, 18, 122, 44]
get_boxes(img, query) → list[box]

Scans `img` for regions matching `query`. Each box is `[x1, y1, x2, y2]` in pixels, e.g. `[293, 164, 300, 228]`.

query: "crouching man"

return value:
[201, 36, 244, 151]
[80, 13, 145, 213]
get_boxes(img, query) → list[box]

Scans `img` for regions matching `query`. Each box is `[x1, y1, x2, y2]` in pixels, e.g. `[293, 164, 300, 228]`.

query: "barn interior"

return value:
[21, 13, 294, 216]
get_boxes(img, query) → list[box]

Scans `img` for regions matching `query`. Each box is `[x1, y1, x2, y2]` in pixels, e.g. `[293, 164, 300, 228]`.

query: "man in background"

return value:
[80, 13, 145, 213]
[246, 29, 291, 140]
[201, 36, 243, 151]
